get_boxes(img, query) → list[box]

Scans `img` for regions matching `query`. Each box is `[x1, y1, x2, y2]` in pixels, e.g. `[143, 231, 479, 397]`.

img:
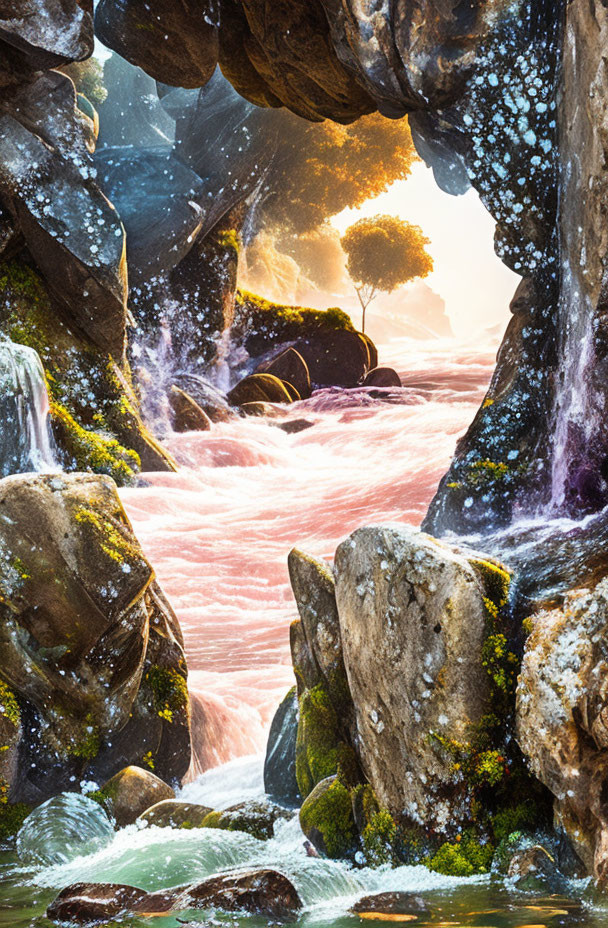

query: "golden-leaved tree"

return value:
[341, 214, 433, 332]
[262, 111, 418, 235]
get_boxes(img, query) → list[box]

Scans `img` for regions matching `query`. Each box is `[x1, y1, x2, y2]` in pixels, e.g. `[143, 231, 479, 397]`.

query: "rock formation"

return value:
[0, 473, 191, 811]
[274, 527, 547, 870]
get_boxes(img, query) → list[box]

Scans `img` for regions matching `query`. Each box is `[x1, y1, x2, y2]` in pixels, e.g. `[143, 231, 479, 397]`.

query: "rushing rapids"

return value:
[120, 334, 499, 765]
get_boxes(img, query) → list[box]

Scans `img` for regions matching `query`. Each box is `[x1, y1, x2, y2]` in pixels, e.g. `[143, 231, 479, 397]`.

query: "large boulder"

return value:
[294, 329, 372, 388]
[517, 579, 608, 886]
[0, 473, 191, 806]
[288, 550, 360, 800]
[95, 766, 175, 827]
[333, 526, 504, 833]
[95, 148, 206, 286]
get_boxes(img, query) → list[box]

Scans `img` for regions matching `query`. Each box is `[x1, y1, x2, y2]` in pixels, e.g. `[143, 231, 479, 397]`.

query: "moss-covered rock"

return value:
[0, 257, 174, 482]
[299, 775, 358, 859]
[233, 291, 354, 359]
[201, 800, 291, 841]
[0, 473, 191, 802]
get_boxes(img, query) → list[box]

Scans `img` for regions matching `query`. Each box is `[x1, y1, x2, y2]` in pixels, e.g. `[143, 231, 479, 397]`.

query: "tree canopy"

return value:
[261, 112, 418, 235]
[340, 214, 433, 331]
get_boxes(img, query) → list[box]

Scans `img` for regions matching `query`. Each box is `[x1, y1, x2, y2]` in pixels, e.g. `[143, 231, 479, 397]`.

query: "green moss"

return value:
[217, 229, 240, 254]
[74, 505, 140, 565]
[234, 290, 354, 357]
[362, 809, 397, 866]
[469, 558, 511, 613]
[296, 683, 342, 798]
[481, 633, 519, 695]
[65, 712, 100, 762]
[0, 795, 30, 841]
[466, 460, 510, 488]
[145, 666, 189, 724]
[522, 616, 535, 636]
[0, 680, 20, 729]
[300, 777, 357, 859]
[428, 831, 494, 876]
[201, 804, 280, 841]
[490, 800, 540, 846]
[0, 258, 161, 484]
[87, 779, 118, 813]
[52, 402, 140, 485]
[201, 810, 222, 829]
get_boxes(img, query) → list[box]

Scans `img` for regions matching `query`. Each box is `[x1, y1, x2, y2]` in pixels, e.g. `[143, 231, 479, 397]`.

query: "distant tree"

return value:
[261, 112, 417, 235]
[341, 215, 433, 332]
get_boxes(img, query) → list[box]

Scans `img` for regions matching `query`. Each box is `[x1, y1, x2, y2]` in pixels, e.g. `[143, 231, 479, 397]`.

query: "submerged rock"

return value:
[95, 766, 175, 827]
[139, 799, 213, 829]
[256, 347, 311, 399]
[264, 687, 300, 806]
[350, 892, 431, 920]
[48, 869, 302, 923]
[47, 883, 149, 925]
[363, 367, 402, 388]
[201, 799, 291, 840]
[506, 844, 560, 891]
[276, 418, 315, 434]
[228, 373, 295, 407]
[169, 386, 212, 433]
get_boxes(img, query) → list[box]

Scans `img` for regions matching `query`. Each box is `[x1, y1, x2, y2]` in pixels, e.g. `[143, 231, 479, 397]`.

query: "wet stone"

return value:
[351, 892, 431, 921]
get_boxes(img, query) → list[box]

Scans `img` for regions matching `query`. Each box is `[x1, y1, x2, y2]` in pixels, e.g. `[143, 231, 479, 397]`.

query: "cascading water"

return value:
[0, 340, 57, 476]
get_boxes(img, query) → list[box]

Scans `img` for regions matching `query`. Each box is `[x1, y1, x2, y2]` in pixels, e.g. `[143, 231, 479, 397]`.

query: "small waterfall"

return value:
[0, 340, 57, 476]
[549, 265, 596, 511]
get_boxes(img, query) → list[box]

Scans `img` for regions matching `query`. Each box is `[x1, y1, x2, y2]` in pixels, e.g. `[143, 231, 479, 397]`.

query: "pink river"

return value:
[120, 335, 499, 775]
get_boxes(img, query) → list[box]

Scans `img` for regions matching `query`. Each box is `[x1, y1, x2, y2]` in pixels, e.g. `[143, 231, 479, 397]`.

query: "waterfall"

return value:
[0, 340, 58, 476]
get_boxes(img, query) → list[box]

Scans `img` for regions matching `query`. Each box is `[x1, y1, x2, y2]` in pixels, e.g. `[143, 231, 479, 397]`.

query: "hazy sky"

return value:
[331, 162, 519, 338]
